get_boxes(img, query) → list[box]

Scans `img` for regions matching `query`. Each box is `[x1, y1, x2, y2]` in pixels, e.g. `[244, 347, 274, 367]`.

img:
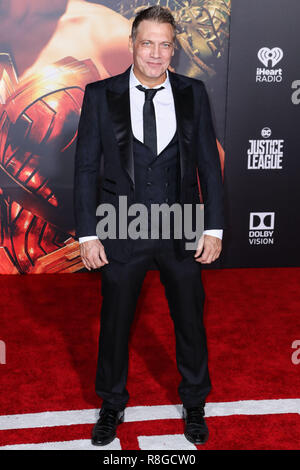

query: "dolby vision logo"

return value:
[249, 212, 275, 245]
[249, 212, 275, 230]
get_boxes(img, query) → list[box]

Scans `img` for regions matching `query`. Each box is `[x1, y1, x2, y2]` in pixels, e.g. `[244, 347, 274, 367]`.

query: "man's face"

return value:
[129, 20, 175, 84]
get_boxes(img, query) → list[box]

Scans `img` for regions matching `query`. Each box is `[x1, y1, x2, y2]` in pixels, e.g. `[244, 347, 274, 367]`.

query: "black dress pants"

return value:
[95, 237, 211, 411]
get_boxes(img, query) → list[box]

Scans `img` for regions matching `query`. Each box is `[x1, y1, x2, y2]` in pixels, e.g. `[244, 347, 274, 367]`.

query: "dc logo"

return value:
[258, 47, 283, 67]
[249, 212, 275, 230]
[261, 127, 272, 138]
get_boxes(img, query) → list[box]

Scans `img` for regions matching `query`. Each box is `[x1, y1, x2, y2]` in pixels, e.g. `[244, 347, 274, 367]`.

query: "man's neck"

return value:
[132, 66, 167, 88]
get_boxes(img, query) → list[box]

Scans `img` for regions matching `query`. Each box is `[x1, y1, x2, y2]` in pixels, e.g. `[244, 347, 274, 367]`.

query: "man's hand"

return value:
[194, 234, 222, 264]
[80, 239, 109, 271]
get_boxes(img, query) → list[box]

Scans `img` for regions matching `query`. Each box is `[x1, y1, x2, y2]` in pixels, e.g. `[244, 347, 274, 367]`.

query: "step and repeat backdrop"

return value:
[0, 0, 298, 273]
[223, 0, 300, 267]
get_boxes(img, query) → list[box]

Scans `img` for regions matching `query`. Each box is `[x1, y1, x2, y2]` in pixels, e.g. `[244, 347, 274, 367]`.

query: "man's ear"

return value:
[128, 36, 133, 54]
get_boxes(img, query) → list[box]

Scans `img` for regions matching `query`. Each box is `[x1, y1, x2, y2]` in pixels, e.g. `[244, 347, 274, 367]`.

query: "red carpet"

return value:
[0, 267, 300, 449]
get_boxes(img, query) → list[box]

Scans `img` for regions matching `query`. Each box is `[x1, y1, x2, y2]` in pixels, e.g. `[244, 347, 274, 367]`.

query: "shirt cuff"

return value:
[203, 229, 223, 240]
[79, 236, 98, 244]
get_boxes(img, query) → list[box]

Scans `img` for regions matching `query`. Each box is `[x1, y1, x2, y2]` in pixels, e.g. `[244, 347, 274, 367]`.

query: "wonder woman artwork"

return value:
[0, 0, 230, 273]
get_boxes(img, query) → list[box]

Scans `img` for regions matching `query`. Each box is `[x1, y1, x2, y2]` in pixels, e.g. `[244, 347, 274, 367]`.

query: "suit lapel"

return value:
[106, 67, 134, 186]
[169, 72, 194, 182]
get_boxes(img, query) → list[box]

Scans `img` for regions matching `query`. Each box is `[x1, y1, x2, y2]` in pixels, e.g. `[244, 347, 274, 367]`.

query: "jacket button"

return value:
[147, 182, 152, 186]
[165, 182, 169, 187]
[147, 167, 152, 171]
[165, 198, 169, 203]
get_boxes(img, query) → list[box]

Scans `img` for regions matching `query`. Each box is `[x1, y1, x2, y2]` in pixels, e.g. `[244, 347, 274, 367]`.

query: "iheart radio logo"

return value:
[257, 47, 283, 67]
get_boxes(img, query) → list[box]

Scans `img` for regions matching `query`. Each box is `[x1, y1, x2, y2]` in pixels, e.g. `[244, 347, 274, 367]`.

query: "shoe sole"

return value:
[184, 432, 209, 445]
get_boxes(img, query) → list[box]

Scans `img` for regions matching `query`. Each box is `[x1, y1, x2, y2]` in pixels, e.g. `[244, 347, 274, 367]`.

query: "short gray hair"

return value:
[131, 5, 176, 42]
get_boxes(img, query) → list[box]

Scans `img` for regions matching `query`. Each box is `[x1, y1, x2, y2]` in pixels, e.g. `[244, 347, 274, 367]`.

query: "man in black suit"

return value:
[74, 6, 224, 447]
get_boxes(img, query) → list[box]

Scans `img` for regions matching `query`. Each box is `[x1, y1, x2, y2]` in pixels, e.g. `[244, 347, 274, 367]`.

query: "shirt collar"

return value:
[129, 64, 170, 91]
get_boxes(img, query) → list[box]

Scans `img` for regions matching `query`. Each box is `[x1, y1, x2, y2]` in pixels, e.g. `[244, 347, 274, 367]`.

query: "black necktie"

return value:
[136, 84, 164, 155]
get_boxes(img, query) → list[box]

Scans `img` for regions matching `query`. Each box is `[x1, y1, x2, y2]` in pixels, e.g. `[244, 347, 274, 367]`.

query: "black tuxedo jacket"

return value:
[73, 66, 224, 262]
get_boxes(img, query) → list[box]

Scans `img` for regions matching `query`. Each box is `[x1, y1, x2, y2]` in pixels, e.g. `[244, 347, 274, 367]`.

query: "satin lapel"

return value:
[169, 74, 194, 182]
[106, 82, 134, 186]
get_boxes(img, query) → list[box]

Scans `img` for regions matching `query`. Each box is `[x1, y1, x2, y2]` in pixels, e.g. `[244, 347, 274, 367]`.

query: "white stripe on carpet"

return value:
[0, 399, 300, 431]
[0, 438, 121, 450]
[138, 434, 197, 450]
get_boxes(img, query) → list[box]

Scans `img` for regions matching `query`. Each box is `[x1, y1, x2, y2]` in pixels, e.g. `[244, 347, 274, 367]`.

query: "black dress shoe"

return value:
[91, 408, 125, 446]
[182, 405, 209, 445]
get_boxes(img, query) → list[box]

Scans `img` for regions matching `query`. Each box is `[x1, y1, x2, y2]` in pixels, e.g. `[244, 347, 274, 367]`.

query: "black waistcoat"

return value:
[133, 132, 180, 236]
[133, 132, 180, 204]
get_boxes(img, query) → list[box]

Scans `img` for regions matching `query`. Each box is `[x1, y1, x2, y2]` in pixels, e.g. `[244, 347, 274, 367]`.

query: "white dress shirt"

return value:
[79, 66, 223, 243]
[129, 66, 177, 155]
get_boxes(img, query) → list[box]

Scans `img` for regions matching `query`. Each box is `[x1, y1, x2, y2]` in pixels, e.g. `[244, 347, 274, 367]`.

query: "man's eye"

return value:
[142, 41, 150, 46]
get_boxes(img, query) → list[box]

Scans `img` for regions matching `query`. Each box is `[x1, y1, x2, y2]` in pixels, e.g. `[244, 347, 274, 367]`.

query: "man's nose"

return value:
[150, 44, 160, 58]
